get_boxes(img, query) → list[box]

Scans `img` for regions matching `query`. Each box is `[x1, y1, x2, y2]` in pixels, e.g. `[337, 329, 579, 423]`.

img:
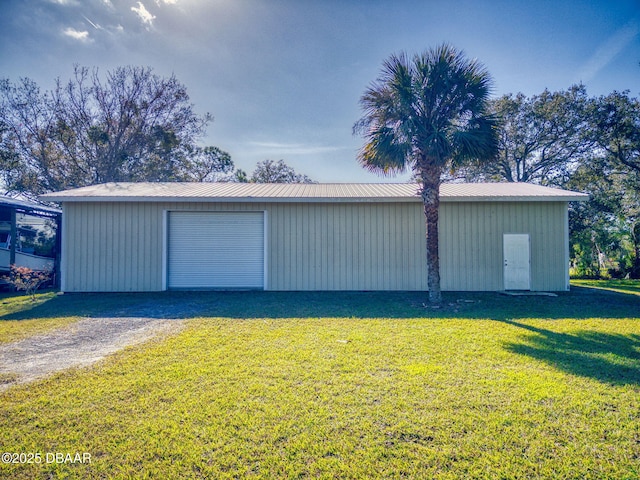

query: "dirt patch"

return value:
[0, 316, 185, 391]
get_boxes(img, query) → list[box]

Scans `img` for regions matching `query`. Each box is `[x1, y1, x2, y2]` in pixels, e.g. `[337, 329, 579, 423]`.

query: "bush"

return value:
[2, 265, 52, 300]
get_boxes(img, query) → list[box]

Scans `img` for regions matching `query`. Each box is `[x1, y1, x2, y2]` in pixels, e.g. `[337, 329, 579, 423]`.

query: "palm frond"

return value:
[354, 43, 498, 176]
[450, 113, 500, 167]
[356, 125, 410, 175]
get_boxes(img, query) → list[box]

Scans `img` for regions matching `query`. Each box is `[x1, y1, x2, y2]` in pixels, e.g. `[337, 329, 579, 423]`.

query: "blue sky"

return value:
[1, 0, 639, 182]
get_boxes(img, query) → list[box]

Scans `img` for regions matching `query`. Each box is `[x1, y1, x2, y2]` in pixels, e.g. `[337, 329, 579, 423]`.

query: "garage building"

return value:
[41, 182, 587, 293]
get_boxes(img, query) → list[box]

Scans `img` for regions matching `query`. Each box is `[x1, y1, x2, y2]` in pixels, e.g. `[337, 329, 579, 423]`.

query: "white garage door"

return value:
[168, 211, 264, 289]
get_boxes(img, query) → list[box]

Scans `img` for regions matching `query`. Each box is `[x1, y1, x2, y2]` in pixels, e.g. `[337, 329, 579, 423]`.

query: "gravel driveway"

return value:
[0, 309, 187, 391]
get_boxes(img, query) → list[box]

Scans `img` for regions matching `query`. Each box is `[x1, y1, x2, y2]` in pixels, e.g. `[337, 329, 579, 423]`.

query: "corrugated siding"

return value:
[439, 201, 568, 291]
[62, 201, 270, 292]
[62, 202, 163, 292]
[267, 202, 428, 290]
[61, 199, 569, 292]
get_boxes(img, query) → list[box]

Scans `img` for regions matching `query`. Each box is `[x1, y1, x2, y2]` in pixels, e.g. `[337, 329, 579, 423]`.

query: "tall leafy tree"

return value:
[462, 85, 593, 185]
[593, 90, 640, 175]
[250, 159, 314, 183]
[354, 44, 499, 303]
[0, 66, 231, 198]
[566, 156, 640, 278]
[188, 146, 234, 182]
[572, 90, 640, 278]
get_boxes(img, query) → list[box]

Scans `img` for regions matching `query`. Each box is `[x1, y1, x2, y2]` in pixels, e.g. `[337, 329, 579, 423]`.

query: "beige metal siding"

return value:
[267, 202, 428, 290]
[61, 199, 569, 292]
[62, 201, 271, 292]
[61, 201, 428, 292]
[439, 201, 569, 291]
[62, 202, 164, 292]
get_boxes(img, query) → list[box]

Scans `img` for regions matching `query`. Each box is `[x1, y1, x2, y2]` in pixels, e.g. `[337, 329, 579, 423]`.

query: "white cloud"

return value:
[248, 141, 348, 156]
[63, 27, 90, 41]
[131, 1, 156, 26]
[578, 20, 639, 83]
[155, 0, 178, 4]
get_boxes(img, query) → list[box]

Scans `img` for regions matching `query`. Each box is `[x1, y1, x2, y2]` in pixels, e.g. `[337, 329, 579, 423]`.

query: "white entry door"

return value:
[503, 234, 530, 290]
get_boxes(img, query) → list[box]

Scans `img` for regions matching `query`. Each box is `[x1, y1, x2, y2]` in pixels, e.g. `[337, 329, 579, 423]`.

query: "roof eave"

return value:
[442, 194, 589, 203]
[39, 195, 420, 203]
[40, 194, 590, 203]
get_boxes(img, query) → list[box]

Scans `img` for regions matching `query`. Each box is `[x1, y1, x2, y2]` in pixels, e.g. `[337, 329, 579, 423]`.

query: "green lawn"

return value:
[0, 283, 639, 479]
[572, 278, 640, 295]
[0, 290, 78, 343]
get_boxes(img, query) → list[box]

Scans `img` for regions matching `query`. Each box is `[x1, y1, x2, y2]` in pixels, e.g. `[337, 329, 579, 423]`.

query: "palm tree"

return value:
[354, 44, 499, 303]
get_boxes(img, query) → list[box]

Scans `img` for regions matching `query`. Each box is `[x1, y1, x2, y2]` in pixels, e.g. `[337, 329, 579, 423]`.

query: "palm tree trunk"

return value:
[420, 166, 442, 303]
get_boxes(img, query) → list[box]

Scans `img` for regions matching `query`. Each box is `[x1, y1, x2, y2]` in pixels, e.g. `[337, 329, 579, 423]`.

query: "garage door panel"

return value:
[168, 211, 264, 288]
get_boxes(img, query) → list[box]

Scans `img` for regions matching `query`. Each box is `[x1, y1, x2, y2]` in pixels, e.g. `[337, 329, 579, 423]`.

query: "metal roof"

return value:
[40, 182, 589, 203]
[0, 195, 61, 217]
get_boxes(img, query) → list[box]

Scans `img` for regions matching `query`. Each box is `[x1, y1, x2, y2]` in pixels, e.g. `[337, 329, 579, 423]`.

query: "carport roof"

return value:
[40, 182, 589, 203]
[0, 195, 61, 217]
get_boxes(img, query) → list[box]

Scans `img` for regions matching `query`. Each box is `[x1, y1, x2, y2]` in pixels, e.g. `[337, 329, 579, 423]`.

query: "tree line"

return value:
[488, 86, 639, 280]
[1, 61, 638, 288]
[0, 66, 312, 198]
[467, 85, 639, 279]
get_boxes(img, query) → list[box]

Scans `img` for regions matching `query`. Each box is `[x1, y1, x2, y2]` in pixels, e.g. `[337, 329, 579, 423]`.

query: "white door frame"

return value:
[503, 233, 531, 290]
[163, 210, 266, 290]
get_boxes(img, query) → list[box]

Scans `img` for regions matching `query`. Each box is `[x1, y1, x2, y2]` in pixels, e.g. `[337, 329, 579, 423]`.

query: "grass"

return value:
[572, 278, 640, 296]
[0, 282, 639, 479]
[0, 290, 78, 343]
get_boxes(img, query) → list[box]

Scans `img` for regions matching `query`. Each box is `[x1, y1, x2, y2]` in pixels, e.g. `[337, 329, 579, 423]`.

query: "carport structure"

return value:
[0, 196, 61, 283]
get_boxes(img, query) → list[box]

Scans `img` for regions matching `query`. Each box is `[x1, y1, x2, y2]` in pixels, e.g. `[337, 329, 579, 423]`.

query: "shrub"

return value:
[3, 265, 52, 300]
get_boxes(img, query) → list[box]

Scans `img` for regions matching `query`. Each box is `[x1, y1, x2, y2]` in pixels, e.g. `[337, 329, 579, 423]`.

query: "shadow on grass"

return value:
[500, 319, 640, 385]
[572, 279, 640, 295]
[0, 285, 638, 322]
